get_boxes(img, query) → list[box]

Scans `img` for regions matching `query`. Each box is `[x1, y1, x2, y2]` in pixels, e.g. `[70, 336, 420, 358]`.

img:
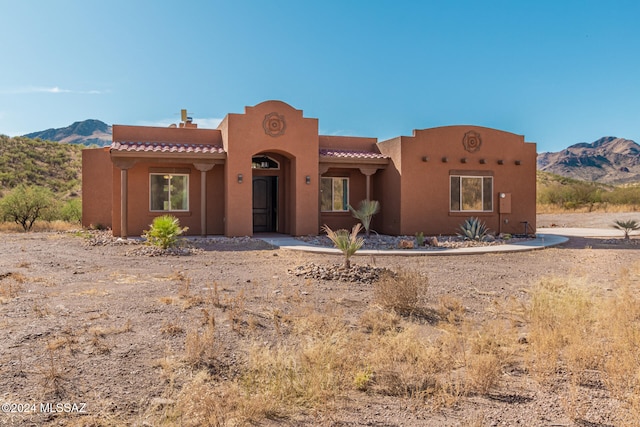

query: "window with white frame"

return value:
[450, 175, 493, 212]
[150, 173, 189, 211]
[321, 177, 349, 211]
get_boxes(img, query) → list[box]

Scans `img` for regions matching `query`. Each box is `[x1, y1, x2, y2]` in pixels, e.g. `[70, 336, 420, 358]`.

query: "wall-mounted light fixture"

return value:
[515, 160, 521, 165]
[441, 157, 448, 163]
[422, 156, 429, 162]
[305, 175, 311, 185]
[500, 192, 506, 198]
[497, 159, 504, 165]
[460, 157, 467, 164]
[479, 158, 486, 164]
[237, 173, 243, 183]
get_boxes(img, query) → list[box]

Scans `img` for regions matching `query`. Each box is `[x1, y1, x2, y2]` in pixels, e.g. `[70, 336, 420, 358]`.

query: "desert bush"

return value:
[537, 181, 603, 210]
[59, 199, 82, 223]
[348, 199, 380, 237]
[373, 270, 428, 315]
[143, 215, 188, 249]
[322, 223, 364, 269]
[601, 185, 640, 206]
[0, 184, 56, 231]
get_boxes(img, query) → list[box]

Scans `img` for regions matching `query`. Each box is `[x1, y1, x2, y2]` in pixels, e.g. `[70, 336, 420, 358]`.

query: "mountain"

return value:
[537, 137, 640, 184]
[23, 119, 112, 147]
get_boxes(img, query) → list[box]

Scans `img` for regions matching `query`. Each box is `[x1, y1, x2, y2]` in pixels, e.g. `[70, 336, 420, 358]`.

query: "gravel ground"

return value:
[0, 212, 638, 426]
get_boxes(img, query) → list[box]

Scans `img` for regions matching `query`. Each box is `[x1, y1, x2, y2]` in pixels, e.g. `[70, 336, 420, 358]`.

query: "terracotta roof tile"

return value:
[319, 148, 387, 159]
[111, 141, 225, 154]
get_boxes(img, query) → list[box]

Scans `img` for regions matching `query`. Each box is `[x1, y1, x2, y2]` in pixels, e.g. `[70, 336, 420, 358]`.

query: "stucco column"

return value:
[194, 163, 215, 236]
[359, 167, 378, 201]
[318, 165, 331, 231]
[112, 159, 136, 239]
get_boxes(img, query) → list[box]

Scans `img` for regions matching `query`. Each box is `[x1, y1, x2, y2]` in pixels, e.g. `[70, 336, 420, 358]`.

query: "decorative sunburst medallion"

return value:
[462, 131, 482, 153]
[263, 112, 286, 137]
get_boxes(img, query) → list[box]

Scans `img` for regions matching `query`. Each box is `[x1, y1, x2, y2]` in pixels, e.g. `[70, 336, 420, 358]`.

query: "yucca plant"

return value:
[458, 217, 490, 241]
[143, 215, 188, 249]
[348, 199, 380, 237]
[322, 223, 364, 269]
[612, 219, 640, 240]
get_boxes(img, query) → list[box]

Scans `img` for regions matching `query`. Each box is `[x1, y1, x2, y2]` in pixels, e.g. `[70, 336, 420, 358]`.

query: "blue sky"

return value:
[1, 0, 639, 152]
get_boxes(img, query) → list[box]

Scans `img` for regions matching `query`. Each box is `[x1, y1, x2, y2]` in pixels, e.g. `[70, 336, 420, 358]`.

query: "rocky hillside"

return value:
[23, 119, 112, 147]
[537, 137, 640, 184]
[0, 135, 83, 194]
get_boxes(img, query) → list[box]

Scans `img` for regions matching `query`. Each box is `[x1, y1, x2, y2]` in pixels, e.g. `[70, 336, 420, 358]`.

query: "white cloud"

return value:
[0, 86, 108, 95]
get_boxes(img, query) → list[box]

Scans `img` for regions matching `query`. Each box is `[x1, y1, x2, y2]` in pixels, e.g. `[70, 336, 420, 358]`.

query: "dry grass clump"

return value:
[184, 312, 217, 367]
[373, 270, 428, 315]
[0, 220, 79, 232]
[0, 272, 26, 303]
[523, 268, 640, 423]
[146, 265, 640, 425]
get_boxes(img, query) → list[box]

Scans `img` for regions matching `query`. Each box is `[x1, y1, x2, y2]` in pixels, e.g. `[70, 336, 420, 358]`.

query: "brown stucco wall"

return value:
[88, 101, 536, 239]
[222, 101, 320, 236]
[319, 135, 378, 151]
[111, 161, 225, 237]
[113, 125, 223, 145]
[377, 126, 536, 236]
[319, 167, 367, 231]
[81, 148, 113, 229]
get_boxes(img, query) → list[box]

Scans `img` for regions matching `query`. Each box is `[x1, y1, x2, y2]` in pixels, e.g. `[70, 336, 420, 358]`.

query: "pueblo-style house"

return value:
[82, 100, 537, 238]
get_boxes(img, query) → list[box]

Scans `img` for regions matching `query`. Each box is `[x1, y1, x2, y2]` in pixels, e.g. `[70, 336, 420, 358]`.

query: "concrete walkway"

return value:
[256, 233, 569, 256]
[537, 227, 638, 238]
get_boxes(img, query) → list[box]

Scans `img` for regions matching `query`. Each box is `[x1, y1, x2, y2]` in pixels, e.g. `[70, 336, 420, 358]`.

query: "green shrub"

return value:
[0, 184, 56, 231]
[322, 223, 364, 269]
[612, 219, 640, 240]
[143, 215, 188, 249]
[59, 199, 82, 223]
[348, 199, 380, 237]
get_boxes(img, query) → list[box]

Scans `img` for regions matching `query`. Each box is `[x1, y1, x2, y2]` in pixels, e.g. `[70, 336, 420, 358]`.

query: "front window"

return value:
[450, 176, 493, 212]
[150, 174, 189, 211]
[321, 177, 349, 211]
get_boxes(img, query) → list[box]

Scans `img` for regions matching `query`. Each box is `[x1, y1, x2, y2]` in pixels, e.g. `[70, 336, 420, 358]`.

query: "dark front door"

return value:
[252, 176, 278, 232]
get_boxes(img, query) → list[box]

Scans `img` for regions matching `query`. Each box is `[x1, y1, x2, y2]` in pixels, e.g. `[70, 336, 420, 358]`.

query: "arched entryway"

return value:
[252, 153, 290, 233]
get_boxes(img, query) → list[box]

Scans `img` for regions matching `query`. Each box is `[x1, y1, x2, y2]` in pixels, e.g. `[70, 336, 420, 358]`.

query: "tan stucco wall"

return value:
[377, 126, 537, 236]
[81, 148, 113, 229]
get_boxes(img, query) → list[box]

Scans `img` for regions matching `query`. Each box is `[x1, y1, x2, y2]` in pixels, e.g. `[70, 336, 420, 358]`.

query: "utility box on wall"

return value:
[499, 192, 512, 214]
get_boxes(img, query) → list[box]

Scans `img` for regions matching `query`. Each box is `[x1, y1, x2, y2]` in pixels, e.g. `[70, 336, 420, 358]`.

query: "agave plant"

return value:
[458, 217, 490, 241]
[612, 219, 640, 240]
[348, 199, 380, 237]
[322, 223, 364, 269]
